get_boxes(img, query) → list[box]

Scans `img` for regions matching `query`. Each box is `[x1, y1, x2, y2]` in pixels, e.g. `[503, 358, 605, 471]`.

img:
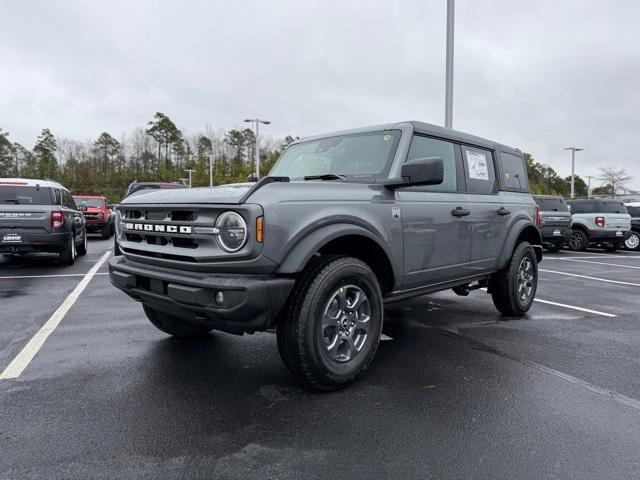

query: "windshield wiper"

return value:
[303, 174, 346, 181]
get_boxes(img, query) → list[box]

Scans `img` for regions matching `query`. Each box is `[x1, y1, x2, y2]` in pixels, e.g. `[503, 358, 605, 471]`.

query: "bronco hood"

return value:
[122, 183, 254, 205]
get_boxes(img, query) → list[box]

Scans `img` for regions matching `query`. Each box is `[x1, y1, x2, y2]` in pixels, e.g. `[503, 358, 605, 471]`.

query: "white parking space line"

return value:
[559, 250, 640, 257]
[546, 255, 640, 260]
[540, 268, 640, 287]
[0, 272, 109, 280]
[549, 258, 640, 270]
[480, 288, 616, 317]
[0, 251, 112, 380]
[532, 299, 617, 318]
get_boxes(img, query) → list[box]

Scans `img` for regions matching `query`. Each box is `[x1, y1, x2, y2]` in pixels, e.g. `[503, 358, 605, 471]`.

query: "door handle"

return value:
[451, 207, 471, 217]
[497, 207, 511, 216]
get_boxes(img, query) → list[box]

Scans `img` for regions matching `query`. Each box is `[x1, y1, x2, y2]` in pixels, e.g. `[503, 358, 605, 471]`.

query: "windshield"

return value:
[0, 185, 52, 205]
[533, 197, 568, 212]
[269, 130, 401, 180]
[74, 198, 104, 208]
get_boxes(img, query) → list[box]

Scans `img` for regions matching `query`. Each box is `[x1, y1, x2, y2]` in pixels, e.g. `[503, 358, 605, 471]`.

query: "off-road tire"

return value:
[77, 229, 87, 256]
[101, 222, 114, 240]
[569, 229, 589, 251]
[142, 305, 213, 338]
[276, 255, 383, 391]
[59, 233, 76, 266]
[625, 231, 640, 251]
[490, 241, 538, 316]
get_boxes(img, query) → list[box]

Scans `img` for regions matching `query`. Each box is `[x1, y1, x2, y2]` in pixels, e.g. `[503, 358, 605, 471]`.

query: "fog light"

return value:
[214, 291, 225, 306]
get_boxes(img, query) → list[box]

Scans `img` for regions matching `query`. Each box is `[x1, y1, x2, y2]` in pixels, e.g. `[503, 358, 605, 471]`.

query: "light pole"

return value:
[564, 147, 583, 198]
[209, 151, 214, 187]
[244, 118, 271, 180]
[586, 175, 595, 198]
[184, 169, 195, 188]
[444, 0, 455, 129]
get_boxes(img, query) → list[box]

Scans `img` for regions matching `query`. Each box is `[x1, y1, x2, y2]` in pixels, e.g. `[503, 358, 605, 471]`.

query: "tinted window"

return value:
[462, 146, 495, 194]
[533, 197, 569, 212]
[53, 188, 63, 205]
[0, 185, 52, 205]
[595, 200, 628, 214]
[406, 136, 457, 192]
[498, 151, 528, 192]
[270, 131, 401, 180]
[63, 191, 77, 210]
[568, 201, 592, 214]
[627, 206, 640, 217]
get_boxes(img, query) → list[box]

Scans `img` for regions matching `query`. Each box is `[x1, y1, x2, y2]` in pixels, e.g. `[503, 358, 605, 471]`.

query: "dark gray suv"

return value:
[0, 178, 87, 264]
[109, 121, 542, 390]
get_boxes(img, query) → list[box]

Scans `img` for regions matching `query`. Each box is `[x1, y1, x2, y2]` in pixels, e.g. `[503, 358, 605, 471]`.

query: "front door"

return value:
[396, 135, 471, 289]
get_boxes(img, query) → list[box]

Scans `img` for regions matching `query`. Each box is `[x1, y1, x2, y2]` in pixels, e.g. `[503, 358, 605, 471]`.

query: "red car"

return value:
[73, 195, 114, 239]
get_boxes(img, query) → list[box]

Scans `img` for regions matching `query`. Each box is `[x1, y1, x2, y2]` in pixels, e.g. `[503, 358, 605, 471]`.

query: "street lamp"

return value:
[586, 175, 595, 198]
[444, 0, 455, 129]
[184, 169, 195, 188]
[209, 151, 214, 187]
[564, 147, 584, 198]
[244, 118, 271, 180]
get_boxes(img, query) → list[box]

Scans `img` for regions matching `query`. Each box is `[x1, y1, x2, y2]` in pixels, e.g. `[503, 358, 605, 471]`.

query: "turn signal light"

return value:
[51, 211, 65, 230]
[595, 216, 605, 228]
[256, 216, 264, 243]
[534, 205, 542, 228]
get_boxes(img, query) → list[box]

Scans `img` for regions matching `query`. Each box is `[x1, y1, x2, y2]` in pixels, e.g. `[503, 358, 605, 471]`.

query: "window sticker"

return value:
[466, 150, 489, 181]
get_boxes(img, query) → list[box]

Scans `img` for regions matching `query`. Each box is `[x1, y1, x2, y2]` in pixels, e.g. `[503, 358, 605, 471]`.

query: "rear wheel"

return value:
[59, 233, 76, 265]
[142, 305, 213, 338]
[277, 255, 383, 391]
[490, 242, 538, 316]
[624, 231, 640, 251]
[569, 229, 588, 251]
[77, 229, 87, 256]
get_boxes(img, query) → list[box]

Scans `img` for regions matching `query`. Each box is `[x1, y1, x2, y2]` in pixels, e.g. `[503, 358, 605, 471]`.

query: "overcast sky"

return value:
[2, 0, 639, 188]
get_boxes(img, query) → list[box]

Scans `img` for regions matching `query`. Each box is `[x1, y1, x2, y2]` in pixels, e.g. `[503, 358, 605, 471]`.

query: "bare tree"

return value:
[598, 165, 632, 197]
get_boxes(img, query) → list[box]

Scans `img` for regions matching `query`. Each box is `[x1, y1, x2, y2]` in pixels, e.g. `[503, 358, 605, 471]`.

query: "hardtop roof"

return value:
[290, 121, 522, 155]
[0, 178, 66, 189]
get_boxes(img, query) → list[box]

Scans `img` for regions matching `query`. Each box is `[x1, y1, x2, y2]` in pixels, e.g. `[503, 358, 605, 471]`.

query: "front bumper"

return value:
[0, 230, 70, 253]
[108, 256, 295, 334]
[587, 229, 631, 243]
[85, 221, 109, 232]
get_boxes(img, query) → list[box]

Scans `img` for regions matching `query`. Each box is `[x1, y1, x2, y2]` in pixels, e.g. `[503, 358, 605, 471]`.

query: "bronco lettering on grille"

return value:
[124, 223, 192, 234]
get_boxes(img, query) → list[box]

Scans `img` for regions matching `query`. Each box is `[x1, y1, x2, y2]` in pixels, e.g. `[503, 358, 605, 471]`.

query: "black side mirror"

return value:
[399, 157, 444, 187]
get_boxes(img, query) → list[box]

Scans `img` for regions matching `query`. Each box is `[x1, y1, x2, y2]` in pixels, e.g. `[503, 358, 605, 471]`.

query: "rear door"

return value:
[396, 134, 471, 288]
[458, 145, 505, 274]
[61, 189, 84, 240]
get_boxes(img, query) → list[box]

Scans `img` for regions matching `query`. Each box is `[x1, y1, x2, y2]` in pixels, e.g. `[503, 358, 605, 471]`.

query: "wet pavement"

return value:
[1, 240, 640, 479]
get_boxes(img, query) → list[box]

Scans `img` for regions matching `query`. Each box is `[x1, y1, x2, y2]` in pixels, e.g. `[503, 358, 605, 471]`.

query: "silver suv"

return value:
[566, 199, 631, 251]
[109, 121, 543, 390]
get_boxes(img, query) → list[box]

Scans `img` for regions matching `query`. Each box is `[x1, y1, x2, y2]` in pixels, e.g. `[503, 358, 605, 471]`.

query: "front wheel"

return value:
[277, 255, 383, 391]
[490, 242, 538, 316]
[101, 222, 114, 239]
[625, 231, 640, 251]
[142, 305, 213, 338]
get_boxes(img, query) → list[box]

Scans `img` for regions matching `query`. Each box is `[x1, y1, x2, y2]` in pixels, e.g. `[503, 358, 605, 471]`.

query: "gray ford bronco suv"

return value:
[109, 121, 542, 390]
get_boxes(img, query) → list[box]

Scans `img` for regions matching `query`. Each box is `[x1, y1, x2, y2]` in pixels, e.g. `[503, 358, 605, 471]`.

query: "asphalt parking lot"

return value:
[1, 240, 640, 479]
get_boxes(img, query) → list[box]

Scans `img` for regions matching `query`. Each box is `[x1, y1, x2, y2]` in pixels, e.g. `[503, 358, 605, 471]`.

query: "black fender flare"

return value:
[497, 219, 543, 270]
[277, 223, 392, 274]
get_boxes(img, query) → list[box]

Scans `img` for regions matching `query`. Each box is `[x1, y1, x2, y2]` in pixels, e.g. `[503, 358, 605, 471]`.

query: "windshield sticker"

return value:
[383, 134, 392, 142]
[466, 150, 489, 181]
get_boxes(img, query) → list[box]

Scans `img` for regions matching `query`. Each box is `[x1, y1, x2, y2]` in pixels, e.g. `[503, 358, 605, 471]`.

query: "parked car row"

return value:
[533, 195, 637, 252]
[0, 178, 187, 266]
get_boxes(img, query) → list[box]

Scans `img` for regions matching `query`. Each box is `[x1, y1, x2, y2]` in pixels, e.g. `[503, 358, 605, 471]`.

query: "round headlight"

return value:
[215, 211, 248, 252]
[115, 210, 124, 237]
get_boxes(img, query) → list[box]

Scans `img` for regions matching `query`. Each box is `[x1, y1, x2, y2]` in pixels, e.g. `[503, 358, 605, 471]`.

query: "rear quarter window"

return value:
[497, 151, 528, 192]
[595, 201, 628, 214]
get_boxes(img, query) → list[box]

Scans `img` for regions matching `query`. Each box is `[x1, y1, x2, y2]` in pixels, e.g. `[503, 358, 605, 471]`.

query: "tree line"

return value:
[0, 115, 632, 201]
[0, 112, 296, 202]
